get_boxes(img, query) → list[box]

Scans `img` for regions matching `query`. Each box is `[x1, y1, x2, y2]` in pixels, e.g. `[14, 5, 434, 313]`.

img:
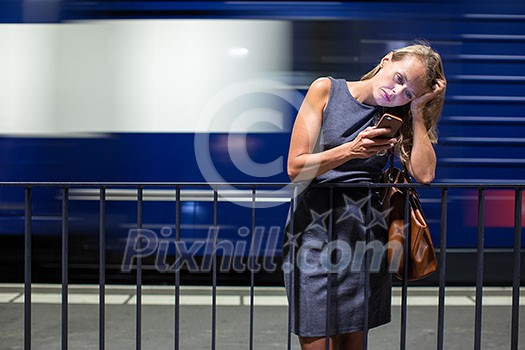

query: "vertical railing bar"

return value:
[474, 187, 485, 350]
[174, 186, 181, 350]
[136, 187, 143, 350]
[99, 187, 106, 350]
[287, 185, 295, 350]
[511, 187, 522, 350]
[62, 187, 69, 350]
[212, 187, 218, 350]
[24, 186, 32, 350]
[325, 187, 333, 350]
[363, 187, 372, 349]
[437, 187, 448, 350]
[249, 186, 256, 350]
[400, 187, 410, 350]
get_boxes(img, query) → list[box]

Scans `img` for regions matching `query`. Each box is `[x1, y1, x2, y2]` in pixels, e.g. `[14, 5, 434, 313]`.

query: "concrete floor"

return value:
[0, 284, 523, 349]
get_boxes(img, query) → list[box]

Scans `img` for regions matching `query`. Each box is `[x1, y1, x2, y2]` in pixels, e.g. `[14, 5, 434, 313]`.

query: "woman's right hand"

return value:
[348, 126, 397, 159]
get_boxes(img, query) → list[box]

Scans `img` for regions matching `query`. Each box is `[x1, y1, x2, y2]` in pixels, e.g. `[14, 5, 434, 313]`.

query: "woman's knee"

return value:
[299, 335, 336, 350]
[335, 331, 364, 350]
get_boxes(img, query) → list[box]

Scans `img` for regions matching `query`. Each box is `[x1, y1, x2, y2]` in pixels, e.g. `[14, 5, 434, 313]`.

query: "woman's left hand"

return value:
[410, 78, 446, 115]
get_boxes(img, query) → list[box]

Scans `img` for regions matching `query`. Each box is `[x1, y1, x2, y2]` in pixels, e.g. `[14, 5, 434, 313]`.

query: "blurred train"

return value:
[0, 0, 524, 285]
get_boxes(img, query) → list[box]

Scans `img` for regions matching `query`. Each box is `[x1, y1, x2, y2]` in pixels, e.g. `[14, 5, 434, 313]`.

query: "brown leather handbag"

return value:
[382, 152, 438, 281]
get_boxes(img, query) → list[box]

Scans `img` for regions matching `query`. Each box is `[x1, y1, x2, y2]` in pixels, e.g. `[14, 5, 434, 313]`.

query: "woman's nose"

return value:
[394, 84, 405, 96]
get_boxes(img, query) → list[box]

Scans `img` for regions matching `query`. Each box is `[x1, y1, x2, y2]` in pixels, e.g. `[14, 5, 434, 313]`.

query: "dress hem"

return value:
[290, 317, 391, 338]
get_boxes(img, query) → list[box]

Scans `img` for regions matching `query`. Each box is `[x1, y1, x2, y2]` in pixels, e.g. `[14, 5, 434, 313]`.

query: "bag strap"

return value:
[388, 150, 411, 183]
[387, 150, 396, 183]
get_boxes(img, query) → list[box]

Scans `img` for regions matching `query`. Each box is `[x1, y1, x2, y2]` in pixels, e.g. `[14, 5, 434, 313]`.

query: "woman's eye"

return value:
[406, 91, 413, 99]
[396, 74, 403, 83]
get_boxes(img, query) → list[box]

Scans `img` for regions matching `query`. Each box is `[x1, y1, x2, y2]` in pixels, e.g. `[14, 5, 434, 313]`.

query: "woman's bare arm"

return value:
[407, 78, 446, 184]
[287, 78, 396, 182]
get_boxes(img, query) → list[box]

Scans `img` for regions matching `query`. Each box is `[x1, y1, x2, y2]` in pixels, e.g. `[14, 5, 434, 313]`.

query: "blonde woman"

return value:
[284, 43, 446, 350]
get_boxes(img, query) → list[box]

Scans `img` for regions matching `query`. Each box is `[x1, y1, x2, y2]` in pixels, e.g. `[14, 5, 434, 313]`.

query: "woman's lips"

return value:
[383, 90, 391, 102]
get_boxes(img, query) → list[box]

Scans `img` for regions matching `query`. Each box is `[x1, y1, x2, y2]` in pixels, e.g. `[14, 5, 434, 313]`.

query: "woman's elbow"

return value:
[408, 159, 436, 184]
[414, 171, 435, 185]
[287, 165, 301, 182]
[287, 160, 312, 182]
[287, 168, 297, 182]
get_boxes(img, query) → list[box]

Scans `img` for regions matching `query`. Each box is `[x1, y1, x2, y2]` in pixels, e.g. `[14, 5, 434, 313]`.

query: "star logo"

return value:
[336, 193, 370, 224]
[366, 206, 393, 230]
[305, 208, 332, 233]
[282, 229, 304, 250]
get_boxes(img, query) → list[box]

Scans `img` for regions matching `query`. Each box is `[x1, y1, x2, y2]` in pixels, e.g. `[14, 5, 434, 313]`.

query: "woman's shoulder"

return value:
[307, 76, 333, 98]
[310, 76, 352, 92]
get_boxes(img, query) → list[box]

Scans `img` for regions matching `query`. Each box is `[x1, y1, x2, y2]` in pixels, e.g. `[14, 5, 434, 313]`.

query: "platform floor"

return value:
[0, 284, 524, 349]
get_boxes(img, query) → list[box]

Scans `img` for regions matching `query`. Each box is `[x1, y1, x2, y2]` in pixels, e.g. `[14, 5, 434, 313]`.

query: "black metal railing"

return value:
[1, 181, 523, 350]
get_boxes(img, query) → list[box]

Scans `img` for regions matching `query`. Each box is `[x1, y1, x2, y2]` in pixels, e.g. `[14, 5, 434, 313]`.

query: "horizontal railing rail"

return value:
[2, 181, 525, 187]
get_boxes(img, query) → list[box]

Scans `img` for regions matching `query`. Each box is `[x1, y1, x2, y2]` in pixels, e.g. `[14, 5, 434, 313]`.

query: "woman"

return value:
[284, 43, 446, 350]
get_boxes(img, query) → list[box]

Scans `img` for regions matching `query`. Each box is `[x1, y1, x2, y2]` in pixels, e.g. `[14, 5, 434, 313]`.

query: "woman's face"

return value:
[372, 54, 429, 107]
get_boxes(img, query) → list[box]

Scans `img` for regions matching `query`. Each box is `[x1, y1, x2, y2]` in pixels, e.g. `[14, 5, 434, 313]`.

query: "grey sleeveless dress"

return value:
[283, 77, 391, 337]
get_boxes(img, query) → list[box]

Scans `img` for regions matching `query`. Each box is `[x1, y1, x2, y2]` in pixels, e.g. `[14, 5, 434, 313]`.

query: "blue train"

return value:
[0, 0, 524, 285]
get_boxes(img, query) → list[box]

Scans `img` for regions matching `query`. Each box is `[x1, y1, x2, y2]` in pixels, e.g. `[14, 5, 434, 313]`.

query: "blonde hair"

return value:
[361, 43, 446, 165]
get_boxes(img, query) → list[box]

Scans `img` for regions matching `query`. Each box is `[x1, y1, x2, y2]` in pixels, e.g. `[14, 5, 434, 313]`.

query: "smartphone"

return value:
[375, 113, 403, 138]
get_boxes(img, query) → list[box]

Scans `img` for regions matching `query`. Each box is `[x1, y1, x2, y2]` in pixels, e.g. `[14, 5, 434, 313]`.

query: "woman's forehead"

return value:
[395, 56, 429, 94]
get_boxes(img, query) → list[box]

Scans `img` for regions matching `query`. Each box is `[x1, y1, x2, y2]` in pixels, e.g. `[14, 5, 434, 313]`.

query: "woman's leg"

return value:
[299, 331, 364, 350]
[299, 336, 337, 350]
[334, 331, 364, 350]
